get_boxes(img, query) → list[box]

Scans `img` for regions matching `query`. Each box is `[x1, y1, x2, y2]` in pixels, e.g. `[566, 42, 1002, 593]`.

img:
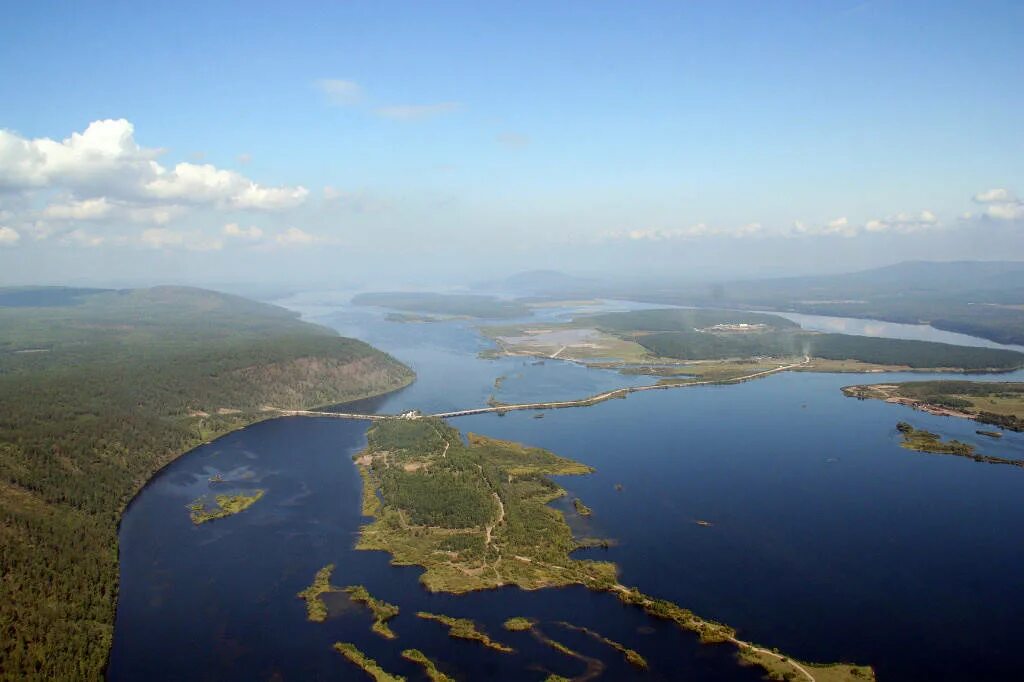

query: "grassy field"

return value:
[0, 286, 413, 681]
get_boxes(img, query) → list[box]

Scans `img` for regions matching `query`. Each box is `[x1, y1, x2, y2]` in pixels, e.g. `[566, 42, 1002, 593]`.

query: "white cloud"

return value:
[323, 185, 341, 201]
[274, 226, 317, 246]
[223, 222, 263, 240]
[608, 222, 764, 241]
[789, 217, 857, 237]
[972, 187, 1023, 221]
[39, 196, 180, 225]
[973, 188, 1018, 204]
[985, 202, 1024, 221]
[0, 119, 308, 214]
[863, 209, 939, 233]
[0, 226, 20, 245]
[232, 182, 309, 210]
[42, 197, 113, 220]
[375, 102, 461, 121]
[315, 79, 364, 106]
[139, 228, 183, 249]
[61, 228, 105, 247]
[143, 161, 308, 209]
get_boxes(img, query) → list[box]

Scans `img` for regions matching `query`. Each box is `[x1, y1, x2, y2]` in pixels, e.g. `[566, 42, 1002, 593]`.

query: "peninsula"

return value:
[353, 418, 875, 681]
[843, 381, 1024, 432]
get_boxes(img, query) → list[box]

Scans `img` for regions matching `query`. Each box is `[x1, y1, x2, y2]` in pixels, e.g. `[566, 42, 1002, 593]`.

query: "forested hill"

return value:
[0, 286, 414, 681]
[611, 261, 1024, 346]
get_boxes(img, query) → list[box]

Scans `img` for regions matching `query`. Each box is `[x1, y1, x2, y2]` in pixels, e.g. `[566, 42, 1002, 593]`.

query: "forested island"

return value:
[351, 418, 875, 681]
[0, 286, 413, 680]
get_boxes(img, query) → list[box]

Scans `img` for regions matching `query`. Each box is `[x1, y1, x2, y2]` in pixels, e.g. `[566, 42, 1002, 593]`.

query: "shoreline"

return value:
[105, 372, 415, 675]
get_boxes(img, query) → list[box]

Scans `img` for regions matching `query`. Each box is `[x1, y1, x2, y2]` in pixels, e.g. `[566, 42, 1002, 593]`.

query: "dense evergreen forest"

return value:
[582, 307, 799, 332]
[632, 329, 1024, 369]
[608, 261, 1024, 346]
[572, 307, 1024, 370]
[0, 286, 413, 680]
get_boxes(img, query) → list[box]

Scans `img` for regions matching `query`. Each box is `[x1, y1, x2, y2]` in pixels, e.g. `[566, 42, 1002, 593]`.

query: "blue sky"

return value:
[1, 1, 1022, 286]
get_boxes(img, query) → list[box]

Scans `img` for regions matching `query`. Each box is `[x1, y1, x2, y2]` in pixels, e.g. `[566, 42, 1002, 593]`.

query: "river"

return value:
[108, 295, 1024, 681]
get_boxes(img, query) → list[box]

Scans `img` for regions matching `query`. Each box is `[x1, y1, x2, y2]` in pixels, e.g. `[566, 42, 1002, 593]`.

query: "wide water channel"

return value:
[109, 294, 1024, 681]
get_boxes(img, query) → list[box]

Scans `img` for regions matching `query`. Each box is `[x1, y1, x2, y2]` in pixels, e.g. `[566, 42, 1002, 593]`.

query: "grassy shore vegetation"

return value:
[296, 564, 342, 622]
[333, 642, 406, 682]
[736, 644, 876, 682]
[416, 612, 514, 653]
[897, 422, 974, 455]
[187, 489, 265, 524]
[354, 420, 874, 681]
[844, 381, 1024, 431]
[344, 585, 400, 638]
[503, 616, 536, 631]
[555, 621, 648, 669]
[400, 649, 453, 682]
[573, 498, 592, 516]
[0, 286, 414, 680]
[353, 292, 531, 319]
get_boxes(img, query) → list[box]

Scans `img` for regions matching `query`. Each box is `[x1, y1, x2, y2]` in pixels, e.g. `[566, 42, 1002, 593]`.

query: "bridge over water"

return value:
[279, 357, 808, 423]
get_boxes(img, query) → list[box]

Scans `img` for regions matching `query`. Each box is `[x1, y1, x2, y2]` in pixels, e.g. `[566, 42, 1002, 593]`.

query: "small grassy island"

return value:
[297, 564, 343, 622]
[353, 419, 875, 681]
[416, 612, 514, 653]
[556, 621, 649, 668]
[334, 642, 405, 682]
[843, 381, 1024, 431]
[572, 498, 593, 516]
[187, 489, 265, 524]
[896, 422, 974, 455]
[503, 616, 537, 631]
[401, 649, 453, 682]
[344, 585, 400, 639]
[894, 422, 1023, 468]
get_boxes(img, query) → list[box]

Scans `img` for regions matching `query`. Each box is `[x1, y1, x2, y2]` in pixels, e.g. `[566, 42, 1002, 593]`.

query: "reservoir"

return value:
[109, 296, 1024, 681]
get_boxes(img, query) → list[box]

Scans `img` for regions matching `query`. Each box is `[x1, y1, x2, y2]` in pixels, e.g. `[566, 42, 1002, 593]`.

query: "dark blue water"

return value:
[110, 296, 1024, 681]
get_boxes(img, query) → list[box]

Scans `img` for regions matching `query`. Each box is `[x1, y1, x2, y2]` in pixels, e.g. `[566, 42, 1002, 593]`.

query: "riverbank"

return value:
[0, 286, 415, 681]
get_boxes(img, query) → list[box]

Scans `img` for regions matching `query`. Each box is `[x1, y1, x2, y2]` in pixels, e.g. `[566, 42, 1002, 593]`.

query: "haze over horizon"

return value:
[2, 1, 1023, 287]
